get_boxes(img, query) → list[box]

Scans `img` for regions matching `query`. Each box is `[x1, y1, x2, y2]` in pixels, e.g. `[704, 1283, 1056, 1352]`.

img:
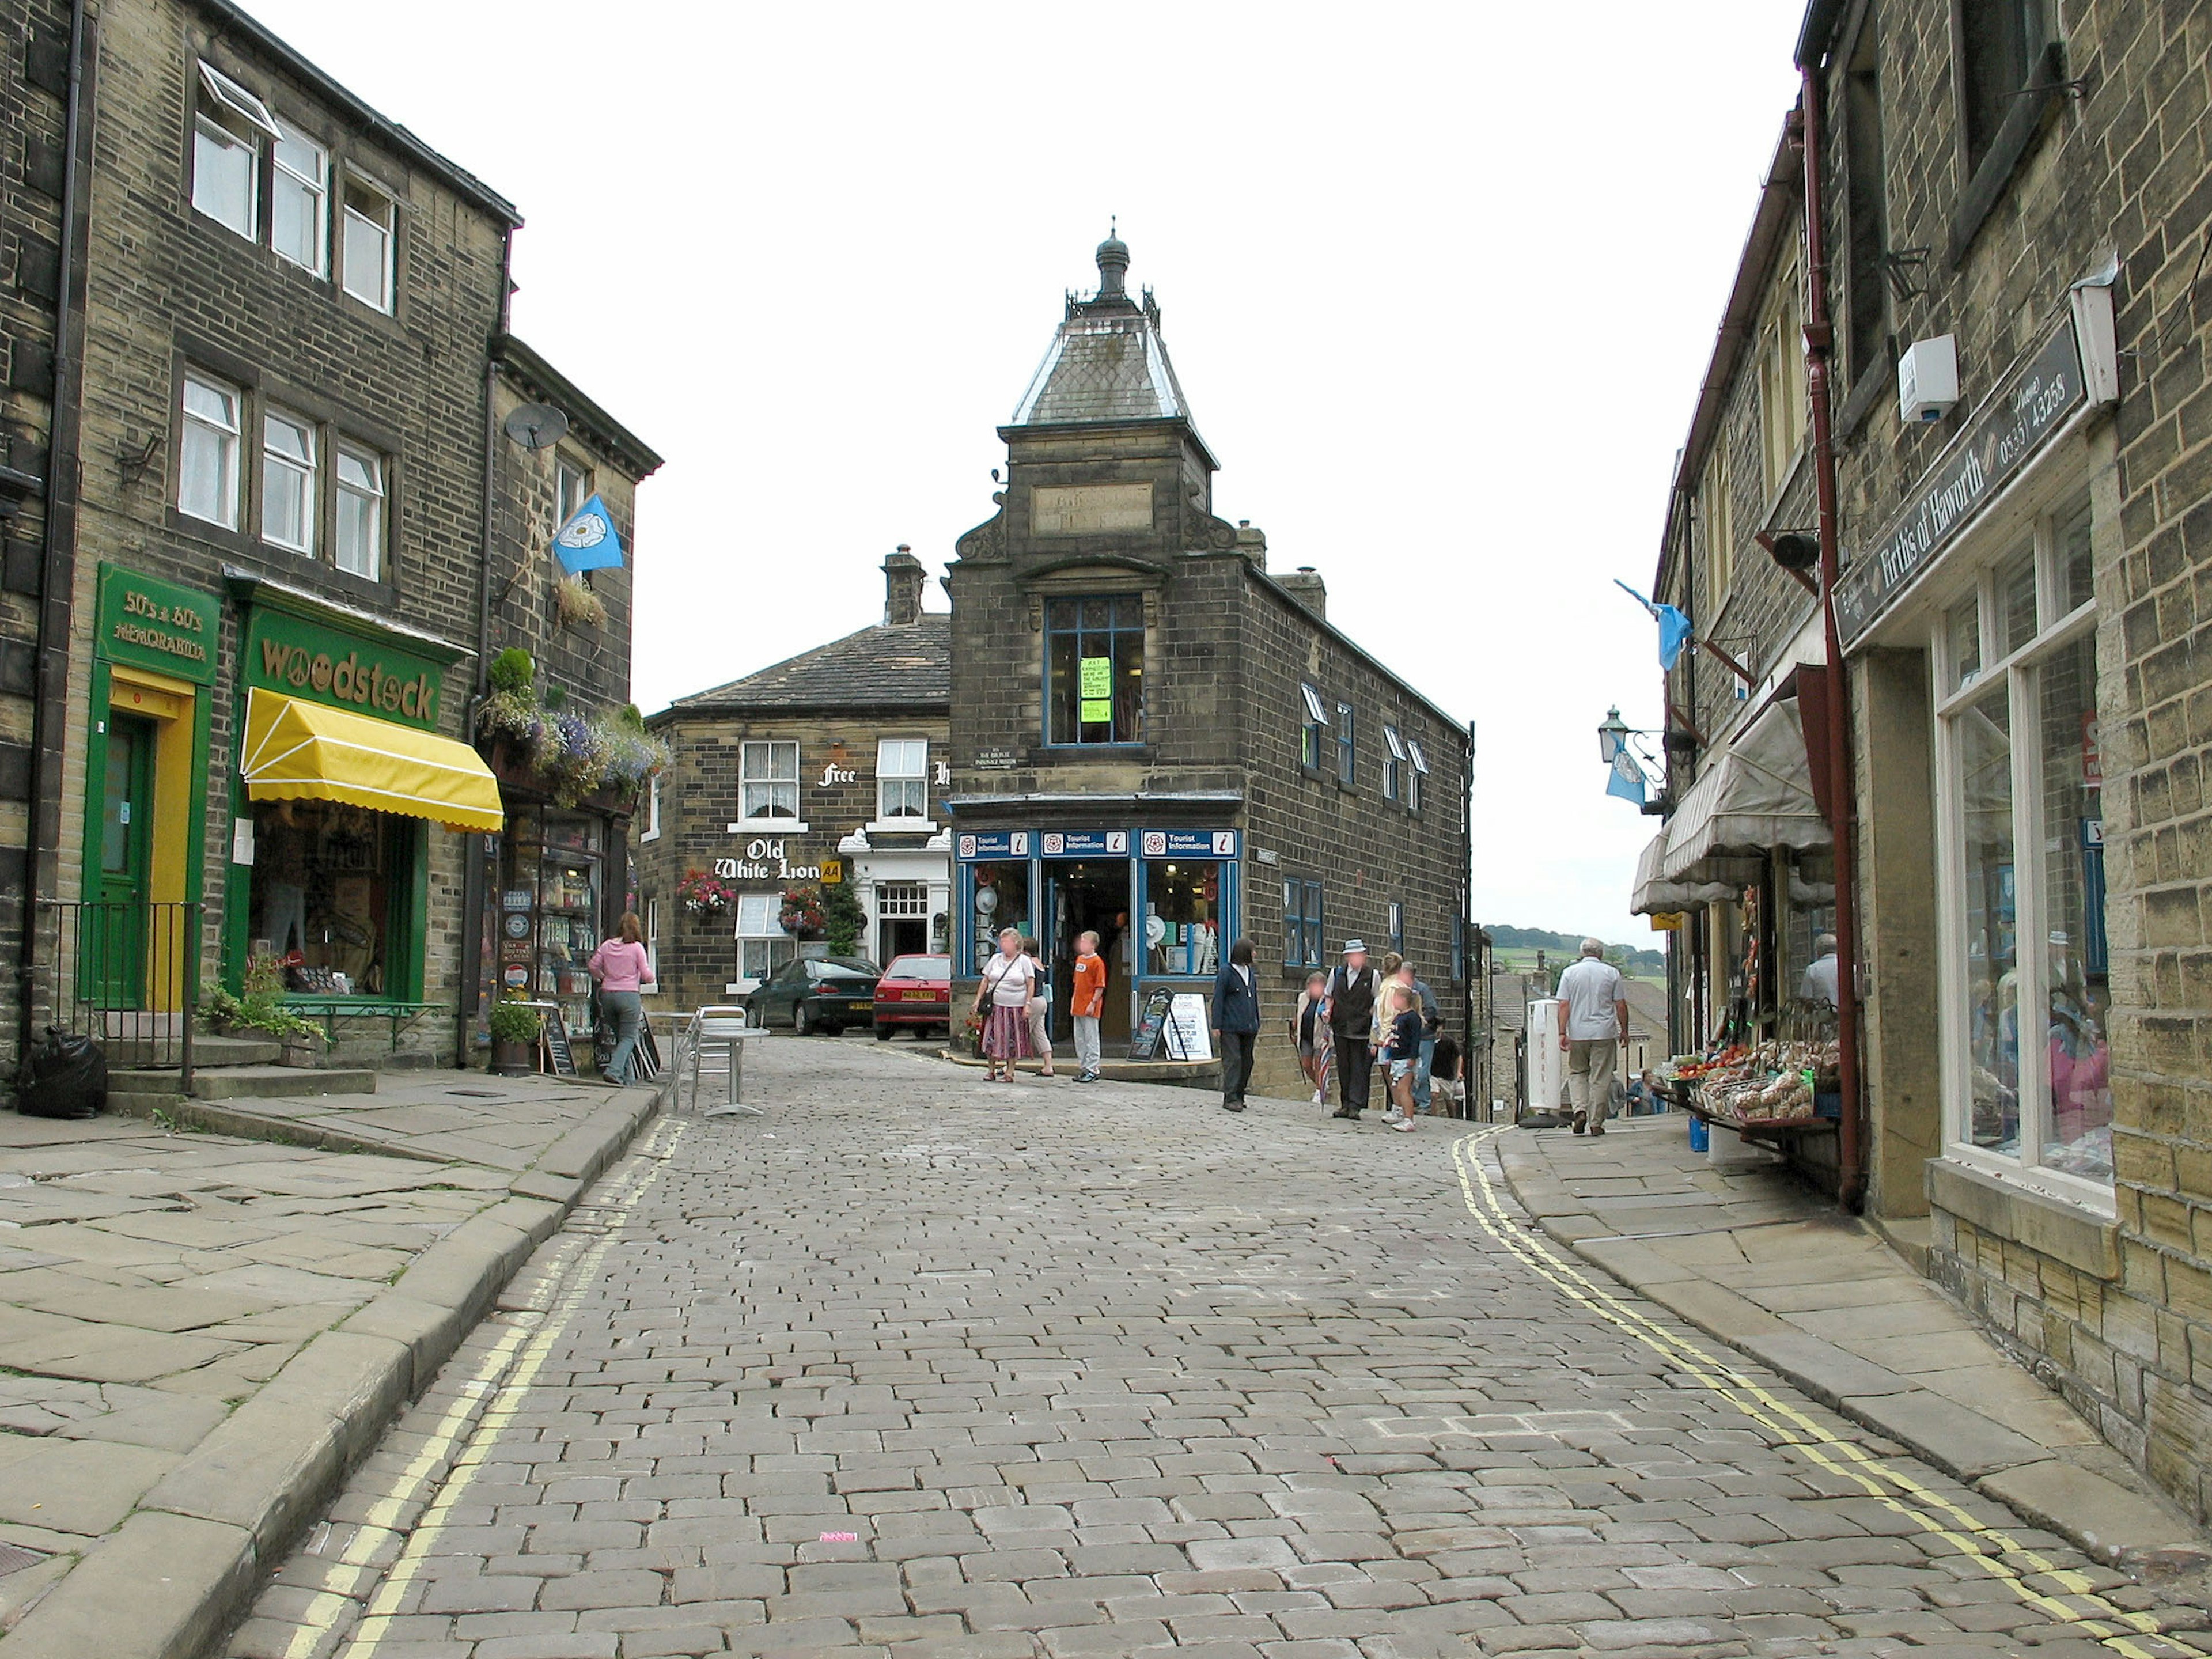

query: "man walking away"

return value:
[1556, 938, 1627, 1136]
[1070, 930, 1107, 1083]
[1212, 937, 1262, 1112]
[1323, 940, 1381, 1120]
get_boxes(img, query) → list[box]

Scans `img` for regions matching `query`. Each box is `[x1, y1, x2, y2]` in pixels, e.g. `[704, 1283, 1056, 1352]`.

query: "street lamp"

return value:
[1597, 706, 1630, 766]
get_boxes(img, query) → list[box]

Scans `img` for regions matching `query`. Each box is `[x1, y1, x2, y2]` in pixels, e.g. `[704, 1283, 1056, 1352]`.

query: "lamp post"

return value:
[1597, 706, 1630, 766]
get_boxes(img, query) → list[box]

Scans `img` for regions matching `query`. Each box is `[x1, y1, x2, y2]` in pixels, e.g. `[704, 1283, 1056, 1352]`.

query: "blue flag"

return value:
[1606, 747, 1647, 805]
[553, 494, 624, 575]
[1613, 579, 1694, 672]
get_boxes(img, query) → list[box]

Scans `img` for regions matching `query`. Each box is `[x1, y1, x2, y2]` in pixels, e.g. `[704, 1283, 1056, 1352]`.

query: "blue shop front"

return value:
[955, 826, 1241, 1047]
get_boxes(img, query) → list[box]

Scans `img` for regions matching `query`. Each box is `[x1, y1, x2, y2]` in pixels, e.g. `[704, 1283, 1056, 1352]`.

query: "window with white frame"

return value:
[1406, 736, 1429, 813]
[639, 772, 661, 842]
[179, 373, 241, 528]
[271, 120, 328, 274]
[1388, 900, 1405, 958]
[556, 459, 590, 529]
[192, 62, 277, 240]
[736, 892, 795, 982]
[335, 444, 385, 579]
[1299, 683, 1328, 771]
[739, 741, 799, 821]
[645, 897, 660, 984]
[1382, 725, 1406, 802]
[1938, 491, 2109, 1190]
[877, 738, 928, 821]
[1758, 259, 1806, 497]
[877, 882, 929, 918]
[342, 178, 396, 312]
[260, 409, 316, 554]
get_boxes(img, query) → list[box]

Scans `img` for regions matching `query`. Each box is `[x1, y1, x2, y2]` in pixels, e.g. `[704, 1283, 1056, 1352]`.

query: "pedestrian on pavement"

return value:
[588, 912, 651, 1087]
[1626, 1068, 1658, 1115]
[1323, 941, 1382, 1120]
[1211, 936, 1262, 1112]
[1293, 970, 1332, 1106]
[1801, 933, 1840, 1008]
[1556, 938, 1628, 1135]
[1070, 930, 1107, 1083]
[1371, 952, 1412, 1062]
[1410, 969, 1441, 1113]
[1381, 960, 1423, 1132]
[1022, 937, 1055, 1078]
[974, 928, 1035, 1083]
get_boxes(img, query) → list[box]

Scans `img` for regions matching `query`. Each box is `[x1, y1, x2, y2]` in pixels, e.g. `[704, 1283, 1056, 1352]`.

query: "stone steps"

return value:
[103, 1033, 282, 1069]
[109, 1065, 377, 1103]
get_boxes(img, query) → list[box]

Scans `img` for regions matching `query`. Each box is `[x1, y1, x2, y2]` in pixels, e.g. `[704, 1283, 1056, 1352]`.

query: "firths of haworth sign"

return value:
[1835, 318, 2086, 647]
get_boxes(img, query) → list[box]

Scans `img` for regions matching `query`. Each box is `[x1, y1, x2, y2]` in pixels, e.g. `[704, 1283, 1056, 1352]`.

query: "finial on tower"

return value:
[1096, 220, 1130, 296]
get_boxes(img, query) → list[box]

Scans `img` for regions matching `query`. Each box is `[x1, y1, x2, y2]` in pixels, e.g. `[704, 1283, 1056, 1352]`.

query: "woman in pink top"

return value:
[588, 912, 652, 1085]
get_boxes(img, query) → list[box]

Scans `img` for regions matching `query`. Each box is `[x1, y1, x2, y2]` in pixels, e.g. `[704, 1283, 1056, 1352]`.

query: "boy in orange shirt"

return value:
[1070, 930, 1107, 1083]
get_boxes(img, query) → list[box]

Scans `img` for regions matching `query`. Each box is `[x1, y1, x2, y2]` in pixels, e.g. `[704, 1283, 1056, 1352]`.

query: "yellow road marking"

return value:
[268, 1119, 688, 1659]
[1450, 1128, 2175, 1658]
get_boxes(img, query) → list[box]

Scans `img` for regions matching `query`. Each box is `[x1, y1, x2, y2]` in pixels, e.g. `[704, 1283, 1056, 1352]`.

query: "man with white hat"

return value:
[1322, 939, 1382, 1120]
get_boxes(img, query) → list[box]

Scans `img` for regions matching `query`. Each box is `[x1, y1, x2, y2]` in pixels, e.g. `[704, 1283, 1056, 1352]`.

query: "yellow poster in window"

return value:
[1079, 656, 1112, 699]
[1080, 699, 1113, 725]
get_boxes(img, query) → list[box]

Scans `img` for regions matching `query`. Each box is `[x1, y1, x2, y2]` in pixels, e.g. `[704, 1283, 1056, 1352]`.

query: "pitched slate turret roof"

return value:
[1010, 231, 1198, 433]
[664, 615, 950, 714]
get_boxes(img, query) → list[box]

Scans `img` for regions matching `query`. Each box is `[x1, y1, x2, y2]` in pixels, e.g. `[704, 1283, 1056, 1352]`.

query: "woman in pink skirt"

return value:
[974, 927, 1035, 1082]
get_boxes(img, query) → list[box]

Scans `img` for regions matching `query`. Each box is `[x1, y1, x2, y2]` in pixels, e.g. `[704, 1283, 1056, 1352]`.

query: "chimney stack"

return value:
[1236, 519, 1267, 572]
[1278, 565, 1326, 622]
[882, 545, 926, 626]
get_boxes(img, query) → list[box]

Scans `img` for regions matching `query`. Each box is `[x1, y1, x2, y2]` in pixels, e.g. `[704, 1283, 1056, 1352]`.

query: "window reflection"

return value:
[2040, 634, 2111, 1179]
[1960, 686, 2016, 1154]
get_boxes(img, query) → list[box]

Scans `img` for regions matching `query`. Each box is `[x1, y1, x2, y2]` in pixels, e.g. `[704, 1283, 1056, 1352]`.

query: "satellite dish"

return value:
[503, 403, 569, 450]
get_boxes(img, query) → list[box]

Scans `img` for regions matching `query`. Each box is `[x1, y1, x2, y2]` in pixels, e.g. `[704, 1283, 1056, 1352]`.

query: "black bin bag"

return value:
[18, 1028, 107, 1120]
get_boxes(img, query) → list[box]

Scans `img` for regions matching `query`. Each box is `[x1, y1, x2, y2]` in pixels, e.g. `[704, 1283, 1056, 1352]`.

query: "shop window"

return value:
[1959, 0, 2046, 173]
[738, 741, 799, 823]
[1407, 737, 1429, 814]
[192, 63, 276, 240]
[272, 120, 328, 275]
[261, 409, 316, 554]
[1336, 702, 1355, 785]
[1044, 596, 1143, 745]
[1282, 877, 1324, 969]
[737, 892, 795, 983]
[1382, 725, 1405, 802]
[877, 738, 928, 821]
[968, 862, 1028, 969]
[179, 373, 242, 529]
[342, 178, 396, 313]
[335, 444, 385, 580]
[1299, 683, 1328, 772]
[1146, 861, 1221, 976]
[1938, 490, 2109, 1186]
[247, 799, 400, 996]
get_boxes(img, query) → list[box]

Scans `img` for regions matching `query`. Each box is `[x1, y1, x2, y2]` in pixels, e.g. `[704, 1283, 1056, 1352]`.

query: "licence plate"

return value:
[904, 990, 935, 1001]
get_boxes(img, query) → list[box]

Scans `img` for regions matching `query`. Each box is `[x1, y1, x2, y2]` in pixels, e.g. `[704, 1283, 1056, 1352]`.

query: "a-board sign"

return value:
[630, 1020, 664, 1082]
[1129, 986, 1174, 1060]
[531, 1001, 577, 1076]
[1166, 994, 1213, 1062]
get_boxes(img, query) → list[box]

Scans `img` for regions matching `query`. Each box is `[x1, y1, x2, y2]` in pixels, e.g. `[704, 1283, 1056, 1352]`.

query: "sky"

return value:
[242, 1, 1805, 944]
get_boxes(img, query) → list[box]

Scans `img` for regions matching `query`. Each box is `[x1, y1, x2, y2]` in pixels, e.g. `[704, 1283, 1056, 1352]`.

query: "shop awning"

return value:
[240, 687, 503, 833]
[1660, 696, 1830, 883]
[1630, 831, 1762, 915]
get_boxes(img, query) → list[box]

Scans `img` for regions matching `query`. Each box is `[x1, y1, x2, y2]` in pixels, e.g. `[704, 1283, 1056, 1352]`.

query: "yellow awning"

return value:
[240, 687, 503, 833]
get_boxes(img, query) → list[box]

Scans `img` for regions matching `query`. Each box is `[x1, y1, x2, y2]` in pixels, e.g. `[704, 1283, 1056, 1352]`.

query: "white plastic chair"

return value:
[683, 1005, 760, 1118]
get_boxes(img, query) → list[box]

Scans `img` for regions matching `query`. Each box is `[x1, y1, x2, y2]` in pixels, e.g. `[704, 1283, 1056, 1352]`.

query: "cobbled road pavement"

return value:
[228, 1036, 2212, 1659]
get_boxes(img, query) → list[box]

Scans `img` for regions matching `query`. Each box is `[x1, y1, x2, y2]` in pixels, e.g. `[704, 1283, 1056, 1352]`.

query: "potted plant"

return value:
[488, 996, 542, 1077]
[779, 883, 827, 940]
[272, 1013, 325, 1069]
[676, 868, 733, 919]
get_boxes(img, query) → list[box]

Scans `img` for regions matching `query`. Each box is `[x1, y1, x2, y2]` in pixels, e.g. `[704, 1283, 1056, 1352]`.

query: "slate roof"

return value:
[664, 615, 950, 714]
[1010, 237, 1198, 432]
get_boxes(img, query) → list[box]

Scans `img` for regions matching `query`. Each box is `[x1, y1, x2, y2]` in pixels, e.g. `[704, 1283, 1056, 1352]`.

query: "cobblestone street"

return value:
[232, 1039, 2212, 1659]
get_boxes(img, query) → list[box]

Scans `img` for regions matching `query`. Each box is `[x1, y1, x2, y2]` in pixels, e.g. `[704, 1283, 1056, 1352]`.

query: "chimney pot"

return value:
[881, 547, 927, 626]
[1278, 564, 1326, 622]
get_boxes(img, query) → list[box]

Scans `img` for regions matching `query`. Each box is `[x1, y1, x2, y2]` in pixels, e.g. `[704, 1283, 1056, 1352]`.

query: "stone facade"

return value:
[946, 239, 1471, 1097]
[1654, 1, 2212, 1521]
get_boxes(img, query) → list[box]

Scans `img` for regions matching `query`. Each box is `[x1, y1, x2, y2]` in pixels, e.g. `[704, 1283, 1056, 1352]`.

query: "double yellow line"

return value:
[279, 1118, 689, 1659]
[1448, 1128, 2176, 1658]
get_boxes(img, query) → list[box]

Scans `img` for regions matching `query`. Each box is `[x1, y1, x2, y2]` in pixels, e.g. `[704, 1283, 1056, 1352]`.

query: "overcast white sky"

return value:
[243, 1, 1804, 943]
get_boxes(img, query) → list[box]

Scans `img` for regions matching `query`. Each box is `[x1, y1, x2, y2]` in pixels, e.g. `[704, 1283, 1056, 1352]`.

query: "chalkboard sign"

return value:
[1129, 987, 1175, 1060]
[1166, 994, 1213, 1062]
[532, 1002, 577, 1076]
[630, 1020, 663, 1082]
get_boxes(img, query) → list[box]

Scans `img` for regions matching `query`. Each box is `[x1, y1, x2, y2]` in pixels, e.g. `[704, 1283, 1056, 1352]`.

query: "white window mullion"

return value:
[1934, 703, 1970, 1154]
[2010, 657, 2050, 1171]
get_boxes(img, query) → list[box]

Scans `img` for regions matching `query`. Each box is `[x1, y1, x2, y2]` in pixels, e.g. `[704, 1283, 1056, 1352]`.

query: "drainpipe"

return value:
[20, 0, 91, 1067]
[1797, 73, 1867, 1212]
[455, 229, 516, 1068]
[1463, 719, 1476, 1120]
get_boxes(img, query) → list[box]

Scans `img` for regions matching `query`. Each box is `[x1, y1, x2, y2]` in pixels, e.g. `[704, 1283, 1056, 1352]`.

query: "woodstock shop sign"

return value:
[712, 838, 829, 882]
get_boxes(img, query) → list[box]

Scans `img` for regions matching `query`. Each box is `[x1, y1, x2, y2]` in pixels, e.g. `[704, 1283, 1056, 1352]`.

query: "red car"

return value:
[874, 953, 952, 1039]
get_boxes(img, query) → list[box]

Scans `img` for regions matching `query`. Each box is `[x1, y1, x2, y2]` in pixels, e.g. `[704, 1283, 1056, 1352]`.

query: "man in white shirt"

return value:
[1800, 934, 1839, 1008]
[1555, 938, 1628, 1136]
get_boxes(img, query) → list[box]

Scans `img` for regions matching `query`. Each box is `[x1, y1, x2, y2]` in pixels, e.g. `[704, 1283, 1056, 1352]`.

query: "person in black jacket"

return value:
[1211, 937, 1262, 1112]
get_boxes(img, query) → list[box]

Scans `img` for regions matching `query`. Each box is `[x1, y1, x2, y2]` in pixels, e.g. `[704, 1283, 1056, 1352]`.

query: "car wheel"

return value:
[876, 1024, 893, 1041]
[796, 1003, 814, 1037]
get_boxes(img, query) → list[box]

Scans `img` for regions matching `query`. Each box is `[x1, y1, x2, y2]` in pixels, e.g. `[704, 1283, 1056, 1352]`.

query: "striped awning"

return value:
[239, 687, 503, 833]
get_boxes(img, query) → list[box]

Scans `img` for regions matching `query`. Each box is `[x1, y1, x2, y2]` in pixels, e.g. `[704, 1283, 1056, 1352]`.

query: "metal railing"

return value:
[34, 900, 202, 1092]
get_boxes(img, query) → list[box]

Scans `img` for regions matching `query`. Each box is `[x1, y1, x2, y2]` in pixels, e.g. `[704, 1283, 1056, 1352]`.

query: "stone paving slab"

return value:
[1499, 1113, 2211, 1569]
[0, 1069, 666, 1655]
[224, 1036, 2212, 1659]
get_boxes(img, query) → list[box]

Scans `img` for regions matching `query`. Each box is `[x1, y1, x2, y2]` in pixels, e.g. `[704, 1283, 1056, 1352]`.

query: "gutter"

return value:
[493, 335, 665, 479]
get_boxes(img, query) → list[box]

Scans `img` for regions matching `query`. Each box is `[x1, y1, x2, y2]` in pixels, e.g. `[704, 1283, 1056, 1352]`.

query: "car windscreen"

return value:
[882, 957, 952, 980]
[812, 958, 879, 980]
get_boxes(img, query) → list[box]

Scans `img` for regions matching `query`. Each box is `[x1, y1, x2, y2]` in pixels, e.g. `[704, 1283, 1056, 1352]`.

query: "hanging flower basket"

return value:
[779, 884, 825, 940]
[676, 868, 733, 918]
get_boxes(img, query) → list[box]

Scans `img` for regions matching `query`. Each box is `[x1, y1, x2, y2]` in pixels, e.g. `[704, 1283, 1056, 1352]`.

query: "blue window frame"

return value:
[1336, 702, 1355, 785]
[1299, 683, 1328, 772]
[1045, 596, 1143, 745]
[1282, 877, 1324, 968]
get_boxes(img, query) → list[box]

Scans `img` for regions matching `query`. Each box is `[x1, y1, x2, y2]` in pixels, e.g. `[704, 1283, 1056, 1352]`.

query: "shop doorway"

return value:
[1046, 861, 1133, 1043]
[88, 711, 157, 1005]
[875, 881, 930, 965]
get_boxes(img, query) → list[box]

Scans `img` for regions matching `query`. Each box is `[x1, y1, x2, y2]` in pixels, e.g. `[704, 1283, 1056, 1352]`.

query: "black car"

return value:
[747, 956, 881, 1036]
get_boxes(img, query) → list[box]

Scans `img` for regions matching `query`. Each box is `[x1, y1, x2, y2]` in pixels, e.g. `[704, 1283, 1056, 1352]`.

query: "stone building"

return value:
[637, 551, 950, 1012]
[945, 237, 1471, 1095]
[1644, 0, 2212, 1520]
[1, 0, 653, 1079]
